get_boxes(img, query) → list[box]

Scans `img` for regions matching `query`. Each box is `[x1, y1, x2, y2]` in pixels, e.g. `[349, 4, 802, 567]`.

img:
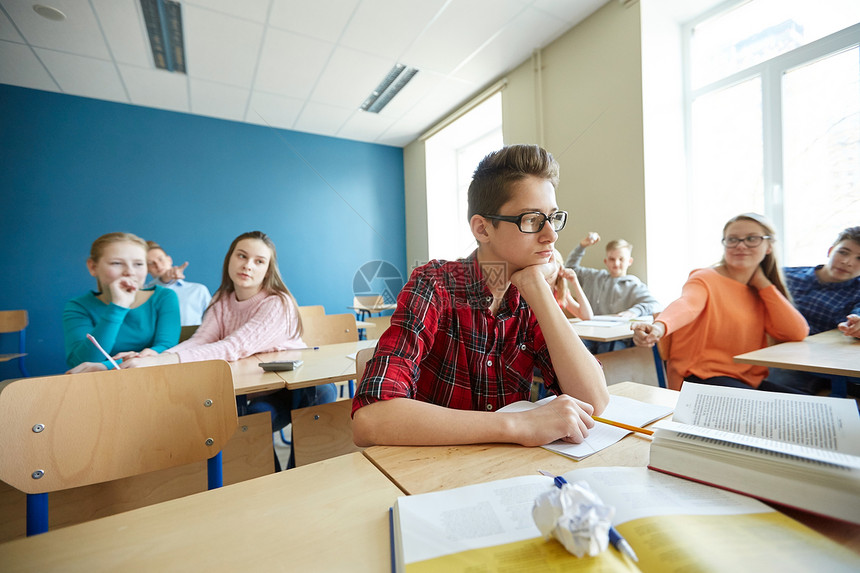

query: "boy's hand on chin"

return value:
[511, 263, 554, 292]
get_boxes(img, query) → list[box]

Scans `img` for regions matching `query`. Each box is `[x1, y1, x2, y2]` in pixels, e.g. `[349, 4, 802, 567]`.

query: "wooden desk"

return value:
[362, 381, 860, 554]
[229, 355, 285, 396]
[734, 329, 860, 377]
[0, 453, 402, 572]
[570, 319, 636, 342]
[257, 339, 377, 390]
[363, 382, 674, 495]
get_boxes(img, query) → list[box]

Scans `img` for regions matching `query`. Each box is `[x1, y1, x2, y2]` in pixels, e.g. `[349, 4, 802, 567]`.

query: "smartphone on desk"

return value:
[258, 360, 303, 372]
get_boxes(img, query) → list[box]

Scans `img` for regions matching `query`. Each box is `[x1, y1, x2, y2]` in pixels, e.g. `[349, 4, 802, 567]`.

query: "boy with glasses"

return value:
[352, 145, 609, 447]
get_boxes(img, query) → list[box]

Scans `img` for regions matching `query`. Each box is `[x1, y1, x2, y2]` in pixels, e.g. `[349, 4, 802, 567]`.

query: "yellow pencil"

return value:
[592, 416, 654, 436]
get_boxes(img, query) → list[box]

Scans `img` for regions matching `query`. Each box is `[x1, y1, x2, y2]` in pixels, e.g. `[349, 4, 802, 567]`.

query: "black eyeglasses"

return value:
[721, 235, 772, 248]
[483, 211, 568, 233]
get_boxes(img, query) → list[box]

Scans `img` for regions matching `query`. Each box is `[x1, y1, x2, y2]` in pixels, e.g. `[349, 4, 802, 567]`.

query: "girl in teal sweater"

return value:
[63, 232, 180, 373]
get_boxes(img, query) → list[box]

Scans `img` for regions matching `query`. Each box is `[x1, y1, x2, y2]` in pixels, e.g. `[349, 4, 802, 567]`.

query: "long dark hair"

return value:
[210, 231, 302, 336]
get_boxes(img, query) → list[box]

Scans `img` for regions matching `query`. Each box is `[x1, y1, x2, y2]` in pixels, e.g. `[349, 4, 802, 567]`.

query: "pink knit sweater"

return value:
[169, 290, 305, 363]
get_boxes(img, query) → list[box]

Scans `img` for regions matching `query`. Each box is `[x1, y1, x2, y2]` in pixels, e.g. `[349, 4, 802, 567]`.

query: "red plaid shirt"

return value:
[352, 252, 559, 416]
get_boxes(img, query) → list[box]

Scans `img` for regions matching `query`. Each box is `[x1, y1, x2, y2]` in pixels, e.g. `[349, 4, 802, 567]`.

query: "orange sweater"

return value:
[659, 268, 809, 390]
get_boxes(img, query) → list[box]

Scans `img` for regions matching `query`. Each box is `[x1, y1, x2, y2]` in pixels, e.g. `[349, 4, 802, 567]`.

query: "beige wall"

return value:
[405, 1, 647, 279]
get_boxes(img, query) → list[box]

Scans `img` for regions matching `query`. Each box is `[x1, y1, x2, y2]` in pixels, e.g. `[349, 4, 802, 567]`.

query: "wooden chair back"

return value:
[291, 347, 375, 467]
[300, 314, 358, 346]
[298, 305, 325, 320]
[595, 345, 664, 387]
[179, 325, 199, 343]
[0, 310, 29, 377]
[0, 310, 28, 334]
[363, 315, 392, 340]
[353, 295, 384, 309]
[0, 360, 237, 495]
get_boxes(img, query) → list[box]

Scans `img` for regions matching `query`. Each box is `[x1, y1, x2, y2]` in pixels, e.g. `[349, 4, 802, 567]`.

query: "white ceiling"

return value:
[0, 0, 609, 147]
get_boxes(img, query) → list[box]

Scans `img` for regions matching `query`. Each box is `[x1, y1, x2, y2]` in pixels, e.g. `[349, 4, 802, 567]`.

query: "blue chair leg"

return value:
[348, 379, 355, 398]
[26, 493, 49, 536]
[207, 452, 224, 489]
[651, 346, 666, 388]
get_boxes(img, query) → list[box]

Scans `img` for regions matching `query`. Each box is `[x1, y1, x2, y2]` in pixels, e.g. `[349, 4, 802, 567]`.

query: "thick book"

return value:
[391, 466, 859, 572]
[498, 394, 672, 460]
[648, 382, 860, 524]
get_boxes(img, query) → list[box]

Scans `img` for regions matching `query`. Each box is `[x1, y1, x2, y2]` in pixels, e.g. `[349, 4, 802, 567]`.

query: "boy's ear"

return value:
[628, 256, 634, 266]
[470, 215, 491, 244]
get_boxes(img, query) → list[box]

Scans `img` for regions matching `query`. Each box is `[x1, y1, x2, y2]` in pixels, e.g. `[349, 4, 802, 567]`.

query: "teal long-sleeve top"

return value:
[63, 285, 181, 368]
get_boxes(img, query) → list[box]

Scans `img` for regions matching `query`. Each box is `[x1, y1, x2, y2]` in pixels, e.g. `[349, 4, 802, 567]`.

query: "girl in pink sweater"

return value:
[122, 231, 336, 467]
[632, 213, 809, 392]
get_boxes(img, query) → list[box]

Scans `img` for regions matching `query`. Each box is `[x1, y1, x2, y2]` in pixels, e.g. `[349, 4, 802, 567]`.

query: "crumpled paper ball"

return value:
[532, 480, 613, 557]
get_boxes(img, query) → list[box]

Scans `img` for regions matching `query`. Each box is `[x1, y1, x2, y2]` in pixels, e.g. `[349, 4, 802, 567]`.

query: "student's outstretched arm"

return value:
[512, 265, 609, 414]
[353, 394, 595, 447]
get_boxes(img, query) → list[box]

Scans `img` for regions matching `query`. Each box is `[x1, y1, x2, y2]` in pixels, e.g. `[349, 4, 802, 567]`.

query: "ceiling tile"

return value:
[91, 0, 150, 68]
[310, 46, 393, 108]
[0, 7, 24, 42]
[245, 91, 304, 129]
[254, 27, 333, 99]
[0, 39, 58, 91]
[34, 48, 128, 102]
[268, 0, 359, 43]
[184, 0, 272, 24]
[400, 0, 526, 74]
[339, 0, 446, 60]
[453, 7, 568, 85]
[294, 101, 354, 137]
[337, 108, 397, 142]
[190, 78, 249, 122]
[533, 0, 609, 24]
[119, 64, 189, 112]
[183, 4, 264, 87]
[2, 0, 110, 58]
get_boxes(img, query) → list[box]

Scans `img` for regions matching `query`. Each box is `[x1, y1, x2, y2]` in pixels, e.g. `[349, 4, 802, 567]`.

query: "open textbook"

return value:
[648, 382, 860, 524]
[391, 466, 859, 572]
[498, 394, 672, 460]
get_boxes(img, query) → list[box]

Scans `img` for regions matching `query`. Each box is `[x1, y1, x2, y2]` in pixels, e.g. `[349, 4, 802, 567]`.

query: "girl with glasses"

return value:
[632, 213, 809, 393]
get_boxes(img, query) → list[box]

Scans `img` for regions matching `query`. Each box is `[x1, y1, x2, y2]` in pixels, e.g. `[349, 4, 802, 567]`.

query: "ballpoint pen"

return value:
[86, 333, 121, 370]
[538, 470, 639, 562]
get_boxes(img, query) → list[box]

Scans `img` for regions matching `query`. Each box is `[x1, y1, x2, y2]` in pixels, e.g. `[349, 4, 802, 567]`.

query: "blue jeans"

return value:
[246, 383, 338, 432]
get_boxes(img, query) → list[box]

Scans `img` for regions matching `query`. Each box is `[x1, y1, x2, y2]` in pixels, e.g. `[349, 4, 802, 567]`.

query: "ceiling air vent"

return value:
[360, 64, 419, 113]
[140, 0, 186, 73]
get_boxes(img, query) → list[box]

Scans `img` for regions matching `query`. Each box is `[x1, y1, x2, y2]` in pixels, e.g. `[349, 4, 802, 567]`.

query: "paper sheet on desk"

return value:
[498, 395, 673, 460]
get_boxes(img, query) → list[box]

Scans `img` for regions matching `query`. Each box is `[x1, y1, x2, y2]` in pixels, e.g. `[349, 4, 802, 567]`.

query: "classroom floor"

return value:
[274, 426, 292, 470]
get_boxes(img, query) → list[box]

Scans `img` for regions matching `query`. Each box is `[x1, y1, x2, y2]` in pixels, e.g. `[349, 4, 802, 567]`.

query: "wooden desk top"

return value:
[570, 319, 636, 342]
[734, 329, 860, 377]
[363, 382, 675, 495]
[362, 381, 860, 554]
[257, 339, 378, 390]
[229, 355, 286, 396]
[0, 453, 403, 572]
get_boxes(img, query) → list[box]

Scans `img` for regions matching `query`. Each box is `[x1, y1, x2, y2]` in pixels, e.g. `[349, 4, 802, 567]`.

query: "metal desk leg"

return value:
[651, 346, 666, 388]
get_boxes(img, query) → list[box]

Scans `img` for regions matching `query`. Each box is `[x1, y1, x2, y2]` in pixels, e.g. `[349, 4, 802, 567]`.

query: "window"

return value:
[425, 93, 503, 261]
[685, 1, 860, 268]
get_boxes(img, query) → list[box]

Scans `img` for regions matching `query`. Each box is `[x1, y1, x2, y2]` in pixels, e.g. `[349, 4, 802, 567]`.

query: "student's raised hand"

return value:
[632, 321, 665, 347]
[511, 395, 595, 447]
[580, 232, 600, 248]
[838, 314, 860, 338]
[66, 361, 108, 374]
[164, 262, 188, 281]
[108, 276, 139, 308]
